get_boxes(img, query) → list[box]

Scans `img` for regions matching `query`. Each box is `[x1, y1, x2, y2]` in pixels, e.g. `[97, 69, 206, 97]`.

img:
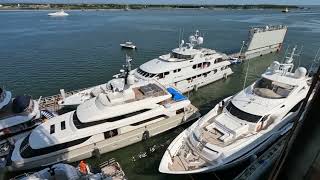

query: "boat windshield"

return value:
[226, 101, 262, 123]
[253, 78, 294, 99]
[170, 52, 194, 60]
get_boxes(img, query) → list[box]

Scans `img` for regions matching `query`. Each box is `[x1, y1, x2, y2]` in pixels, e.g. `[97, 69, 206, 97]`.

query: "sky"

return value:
[0, 0, 319, 5]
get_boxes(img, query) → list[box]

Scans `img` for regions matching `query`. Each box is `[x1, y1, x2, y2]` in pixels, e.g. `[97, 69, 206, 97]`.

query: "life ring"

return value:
[142, 130, 150, 141]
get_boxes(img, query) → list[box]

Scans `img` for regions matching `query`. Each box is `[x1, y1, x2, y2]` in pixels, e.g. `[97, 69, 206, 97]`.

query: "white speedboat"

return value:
[120, 41, 136, 49]
[6, 69, 200, 171]
[48, 10, 69, 17]
[282, 8, 289, 13]
[159, 47, 311, 174]
[59, 30, 233, 106]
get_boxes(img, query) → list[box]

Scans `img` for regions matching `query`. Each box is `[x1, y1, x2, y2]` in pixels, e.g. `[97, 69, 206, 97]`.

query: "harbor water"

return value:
[1, 7, 320, 179]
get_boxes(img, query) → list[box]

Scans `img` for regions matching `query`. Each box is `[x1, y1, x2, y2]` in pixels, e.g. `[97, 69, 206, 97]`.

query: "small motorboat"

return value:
[282, 8, 289, 13]
[48, 10, 69, 17]
[120, 41, 136, 49]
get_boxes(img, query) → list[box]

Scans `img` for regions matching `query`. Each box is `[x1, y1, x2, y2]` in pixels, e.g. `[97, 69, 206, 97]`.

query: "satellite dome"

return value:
[197, 37, 204, 44]
[12, 95, 31, 113]
[127, 75, 135, 85]
[270, 61, 280, 72]
[189, 35, 196, 43]
[294, 67, 307, 79]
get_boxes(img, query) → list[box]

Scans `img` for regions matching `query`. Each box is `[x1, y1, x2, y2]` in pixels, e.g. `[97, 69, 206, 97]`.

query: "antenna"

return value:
[178, 28, 181, 48]
[282, 45, 290, 63]
[309, 47, 320, 74]
[243, 60, 251, 91]
[296, 45, 303, 69]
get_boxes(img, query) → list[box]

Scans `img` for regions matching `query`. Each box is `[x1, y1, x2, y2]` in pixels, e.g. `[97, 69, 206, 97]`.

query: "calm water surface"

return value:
[1, 8, 320, 180]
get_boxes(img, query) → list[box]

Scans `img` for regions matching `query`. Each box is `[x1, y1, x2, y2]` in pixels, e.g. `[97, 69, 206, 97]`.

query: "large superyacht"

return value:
[4, 58, 200, 171]
[59, 30, 233, 106]
[159, 47, 312, 174]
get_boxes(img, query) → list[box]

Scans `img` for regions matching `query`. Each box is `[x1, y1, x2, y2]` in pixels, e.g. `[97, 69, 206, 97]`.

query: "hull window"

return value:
[130, 115, 168, 126]
[73, 109, 150, 129]
[61, 121, 66, 130]
[176, 108, 185, 114]
[104, 129, 118, 139]
[50, 125, 55, 134]
[20, 134, 91, 159]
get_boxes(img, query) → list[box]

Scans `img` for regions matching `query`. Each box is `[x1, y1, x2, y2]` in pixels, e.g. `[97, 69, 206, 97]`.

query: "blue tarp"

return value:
[167, 87, 187, 102]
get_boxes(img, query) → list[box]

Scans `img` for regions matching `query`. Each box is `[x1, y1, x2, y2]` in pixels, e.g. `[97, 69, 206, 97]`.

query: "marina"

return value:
[1, 5, 320, 180]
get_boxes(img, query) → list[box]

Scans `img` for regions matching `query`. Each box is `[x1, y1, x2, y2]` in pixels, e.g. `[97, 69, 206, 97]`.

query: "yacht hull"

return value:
[7, 106, 200, 171]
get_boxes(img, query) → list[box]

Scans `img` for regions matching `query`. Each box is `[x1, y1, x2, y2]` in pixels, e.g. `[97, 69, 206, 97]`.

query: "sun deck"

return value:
[131, 83, 168, 101]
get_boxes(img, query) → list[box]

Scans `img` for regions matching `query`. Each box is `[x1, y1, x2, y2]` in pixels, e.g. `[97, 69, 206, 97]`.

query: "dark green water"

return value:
[1, 8, 320, 179]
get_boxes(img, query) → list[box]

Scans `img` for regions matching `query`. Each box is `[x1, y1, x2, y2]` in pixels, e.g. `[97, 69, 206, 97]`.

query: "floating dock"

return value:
[229, 25, 287, 60]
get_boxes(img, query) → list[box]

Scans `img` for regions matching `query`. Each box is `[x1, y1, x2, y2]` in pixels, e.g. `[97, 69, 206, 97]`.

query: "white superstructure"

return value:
[48, 10, 69, 17]
[6, 74, 200, 171]
[59, 30, 233, 106]
[159, 47, 311, 174]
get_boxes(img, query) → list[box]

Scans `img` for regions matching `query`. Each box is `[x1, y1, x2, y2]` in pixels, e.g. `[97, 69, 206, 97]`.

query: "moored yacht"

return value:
[59, 30, 233, 106]
[6, 71, 200, 171]
[159, 47, 312, 174]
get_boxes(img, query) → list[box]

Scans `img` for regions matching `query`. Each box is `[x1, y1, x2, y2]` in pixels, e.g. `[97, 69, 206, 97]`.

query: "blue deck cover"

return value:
[166, 87, 187, 102]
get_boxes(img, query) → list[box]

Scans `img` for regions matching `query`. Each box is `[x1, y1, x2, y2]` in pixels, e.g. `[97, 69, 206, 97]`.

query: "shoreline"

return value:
[0, 3, 301, 11]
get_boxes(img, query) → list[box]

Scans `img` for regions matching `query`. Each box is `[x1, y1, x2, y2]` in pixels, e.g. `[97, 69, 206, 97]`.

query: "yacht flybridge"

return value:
[59, 30, 233, 106]
[6, 70, 200, 171]
[159, 47, 312, 174]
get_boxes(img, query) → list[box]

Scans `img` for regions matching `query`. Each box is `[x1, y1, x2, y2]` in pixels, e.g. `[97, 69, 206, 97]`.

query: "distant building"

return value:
[0, 4, 3, 8]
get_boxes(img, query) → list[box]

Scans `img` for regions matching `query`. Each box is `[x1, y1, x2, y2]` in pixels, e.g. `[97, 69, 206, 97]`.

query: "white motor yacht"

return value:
[6, 71, 200, 171]
[59, 30, 233, 106]
[48, 10, 69, 17]
[159, 47, 312, 174]
[120, 41, 136, 49]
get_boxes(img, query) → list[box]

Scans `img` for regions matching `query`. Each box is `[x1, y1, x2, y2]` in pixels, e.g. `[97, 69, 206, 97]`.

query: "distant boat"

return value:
[282, 8, 289, 13]
[48, 9, 69, 17]
[120, 41, 136, 49]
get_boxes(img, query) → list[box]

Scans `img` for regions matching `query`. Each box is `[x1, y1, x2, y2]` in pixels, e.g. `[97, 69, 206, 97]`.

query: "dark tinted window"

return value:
[226, 102, 262, 123]
[61, 121, 66, 130]
[20, 134, 90, 158]
[131, 115, 168, 126]
[50, 125, 55, 134]
[73, 109, 150, 129]
[104, 129, 118, 139]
